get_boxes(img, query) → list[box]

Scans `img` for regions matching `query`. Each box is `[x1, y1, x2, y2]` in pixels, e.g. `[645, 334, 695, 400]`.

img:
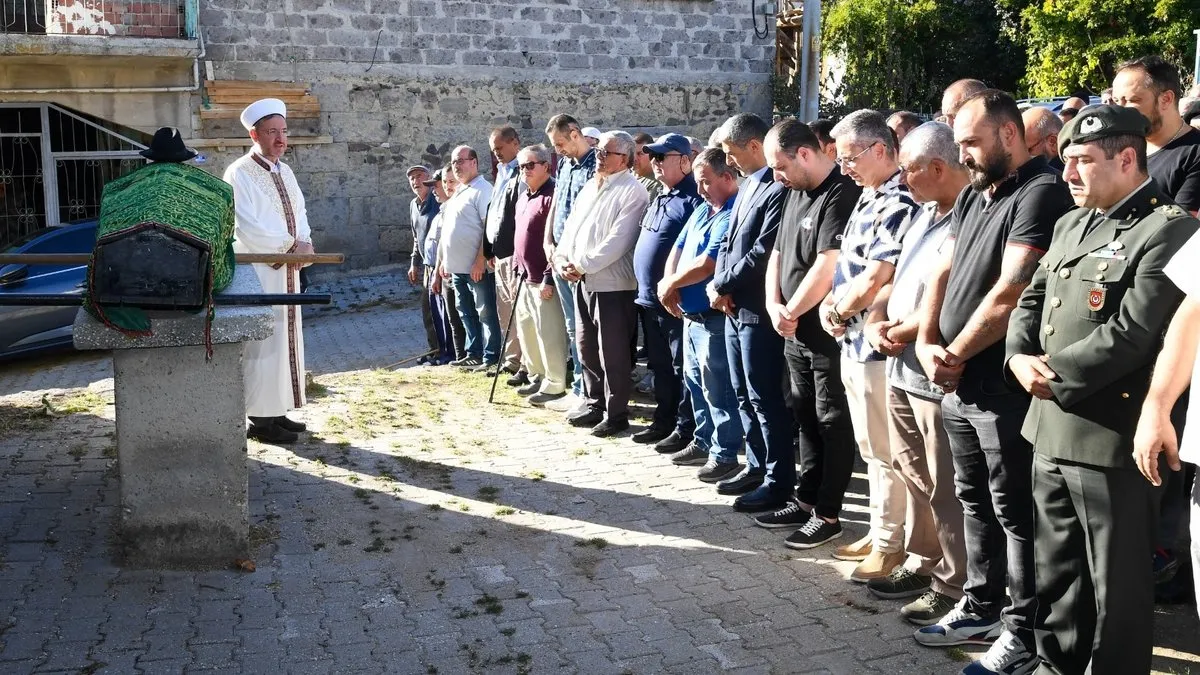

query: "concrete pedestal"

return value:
[73, 265, 273, 568]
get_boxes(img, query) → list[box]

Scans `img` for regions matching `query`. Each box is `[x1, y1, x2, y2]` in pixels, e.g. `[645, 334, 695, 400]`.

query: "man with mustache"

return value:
[913, 90, 1072, 675]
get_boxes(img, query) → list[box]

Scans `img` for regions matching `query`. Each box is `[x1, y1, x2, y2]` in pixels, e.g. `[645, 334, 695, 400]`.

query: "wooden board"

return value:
[199, 103, 321, 120]
[205, 80, 310, 91]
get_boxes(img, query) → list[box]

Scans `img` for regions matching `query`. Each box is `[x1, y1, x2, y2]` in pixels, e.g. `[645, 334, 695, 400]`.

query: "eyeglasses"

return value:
[835, 142, 878, 168]
[451, 157, 476, 166]
[648, 152, 684, 163]
[596, 149, 627, 160]
[897, 161, 924, 175]
[518, 161, 545, 171]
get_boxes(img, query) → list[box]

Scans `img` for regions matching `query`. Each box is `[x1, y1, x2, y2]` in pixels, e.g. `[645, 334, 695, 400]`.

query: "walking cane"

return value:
[488, 270, 529, 404]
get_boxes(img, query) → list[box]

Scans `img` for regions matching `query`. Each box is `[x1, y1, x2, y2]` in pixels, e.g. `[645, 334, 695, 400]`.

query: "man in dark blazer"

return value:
[707, 113, 791, 512]
[1006, 105, 1199, 675]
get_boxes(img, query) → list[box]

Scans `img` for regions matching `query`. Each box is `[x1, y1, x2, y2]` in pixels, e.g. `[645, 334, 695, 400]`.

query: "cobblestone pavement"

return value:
[0, 268, 1195, 674]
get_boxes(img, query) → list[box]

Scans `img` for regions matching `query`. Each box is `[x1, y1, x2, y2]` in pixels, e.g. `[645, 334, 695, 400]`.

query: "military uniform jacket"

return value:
[1005, 181, 1198, 468]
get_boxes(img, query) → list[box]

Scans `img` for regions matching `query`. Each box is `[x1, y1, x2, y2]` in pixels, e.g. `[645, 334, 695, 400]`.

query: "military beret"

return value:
[1058, 104, 1151, 155]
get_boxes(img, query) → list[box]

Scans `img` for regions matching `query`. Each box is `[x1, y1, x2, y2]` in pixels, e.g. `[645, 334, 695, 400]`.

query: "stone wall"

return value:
[197, 0, 775, 273]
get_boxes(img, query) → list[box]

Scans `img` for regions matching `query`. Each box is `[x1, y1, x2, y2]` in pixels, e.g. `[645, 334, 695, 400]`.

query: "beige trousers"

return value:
[841, 359, 906, 553]
[515, 281, 568, 395]
[494, 256, 525, 370]
[888, 386, 966, 597]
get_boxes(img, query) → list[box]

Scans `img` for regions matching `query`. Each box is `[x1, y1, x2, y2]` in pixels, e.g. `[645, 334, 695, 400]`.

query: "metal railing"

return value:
[1, 0, 196, 38]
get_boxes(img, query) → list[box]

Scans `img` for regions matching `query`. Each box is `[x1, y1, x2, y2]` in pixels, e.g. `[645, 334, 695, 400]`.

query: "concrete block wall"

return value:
[197, 0, 775, 272]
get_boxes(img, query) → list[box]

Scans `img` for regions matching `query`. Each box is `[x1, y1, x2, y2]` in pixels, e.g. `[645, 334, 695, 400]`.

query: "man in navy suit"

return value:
[707, 113, 793, 512]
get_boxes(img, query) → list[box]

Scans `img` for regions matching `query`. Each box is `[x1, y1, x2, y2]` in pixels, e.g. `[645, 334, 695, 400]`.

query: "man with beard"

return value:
[1113, 55, 1200, 214]
[913, 90, 1072, 675]
[1009, 105, 1197, 675]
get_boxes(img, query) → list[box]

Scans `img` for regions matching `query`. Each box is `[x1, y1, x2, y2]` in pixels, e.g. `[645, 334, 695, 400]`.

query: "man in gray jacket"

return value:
[553, 131, 650, 437]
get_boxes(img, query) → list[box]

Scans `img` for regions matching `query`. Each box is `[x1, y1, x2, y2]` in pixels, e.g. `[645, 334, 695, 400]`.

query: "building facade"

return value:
[0, 0, 774, 271]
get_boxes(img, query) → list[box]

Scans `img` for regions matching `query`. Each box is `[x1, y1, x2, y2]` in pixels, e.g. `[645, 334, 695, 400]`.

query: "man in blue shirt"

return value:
[632, 133, 703, 450]
[542, 114, 598, 413]
[659, 147, 744, 482]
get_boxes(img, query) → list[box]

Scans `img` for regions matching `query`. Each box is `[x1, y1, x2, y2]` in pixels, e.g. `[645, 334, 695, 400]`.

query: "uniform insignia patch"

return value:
[1156, 204, 1187, 218]
[801, 217, 813, 230]
[1087, 287, 1106, 312]
[1080, 116, 1104, 133]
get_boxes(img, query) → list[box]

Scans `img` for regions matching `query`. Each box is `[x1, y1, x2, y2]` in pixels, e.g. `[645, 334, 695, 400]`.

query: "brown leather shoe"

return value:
[850, 550, 905, 583]
[832, 534, 873, 561]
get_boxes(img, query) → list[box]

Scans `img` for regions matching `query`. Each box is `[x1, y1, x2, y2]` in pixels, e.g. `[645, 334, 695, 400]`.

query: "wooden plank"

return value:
[204, 80, 310, 91]
[199, 117, 323, 137]
[206, 94, 317, 105]
[200, 104, 321, 120]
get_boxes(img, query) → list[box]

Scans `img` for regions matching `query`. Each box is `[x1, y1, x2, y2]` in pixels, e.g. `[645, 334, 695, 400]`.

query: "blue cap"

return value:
[643, 133, 692, 156]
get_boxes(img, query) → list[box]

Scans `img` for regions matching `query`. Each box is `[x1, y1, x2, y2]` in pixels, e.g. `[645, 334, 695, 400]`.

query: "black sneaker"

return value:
[697, 460, 742, 483]
[568, 409, 604, 428]
[516, 378, 542, 397]
[753, 498, 811, 529]
[867, 566, 932, 600]
[653, 430, 690, 454]
[670, 443, 708, 466]
[451, 356, 482, 368]
[901, 589, 959, 626]
[591, 418, 630, 437]
[507, 369, 530, 387]
[784, 514, 843, 550]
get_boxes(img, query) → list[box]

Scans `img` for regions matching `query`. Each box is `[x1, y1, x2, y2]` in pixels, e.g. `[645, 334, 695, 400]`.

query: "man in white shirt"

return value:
[223, 98, 314, 444]
[437, 145, 499, 370]
[554, 130, 650, 437]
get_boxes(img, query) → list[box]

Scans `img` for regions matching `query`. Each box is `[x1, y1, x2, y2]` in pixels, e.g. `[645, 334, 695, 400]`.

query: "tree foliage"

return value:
[999, 0, 1199, 96]
[820, 0, 1026, 116]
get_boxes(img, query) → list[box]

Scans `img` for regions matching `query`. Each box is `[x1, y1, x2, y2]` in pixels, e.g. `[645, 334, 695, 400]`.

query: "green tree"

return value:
[1000, 0, 1199, 96]
[821, 0, 1026, 116]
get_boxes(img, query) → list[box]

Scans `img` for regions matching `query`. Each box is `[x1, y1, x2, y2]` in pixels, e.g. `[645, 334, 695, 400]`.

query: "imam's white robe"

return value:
[223, 152, 309, 418]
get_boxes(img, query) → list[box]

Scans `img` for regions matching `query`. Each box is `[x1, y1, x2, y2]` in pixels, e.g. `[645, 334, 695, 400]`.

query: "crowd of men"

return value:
[398, 55, 1200, 675]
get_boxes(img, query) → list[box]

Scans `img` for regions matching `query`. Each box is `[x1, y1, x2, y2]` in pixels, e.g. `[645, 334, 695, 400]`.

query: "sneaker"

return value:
[961, 630, 1036, 675]
[568, 409, 604, 428]
[471, 361, 497, 374]
[527, 391, 565, 407]
[784, 513, 843, 550]
[516, 377, 543, 397]
[832, 534, 872, 561]
[670, 443, 708, 466]
[636, 372, 655, 394]
[653, 430, 690, 454]
[913, 599, 1003, 646]
[697, 460, 742, 483]
[591, 417, 629, 437]
[632, 424, 672, 444]
[754, 498, 812, 529]
[867, 566, 932, 600]
[902, 590, 959, 626]
[544, 393, 581, 412]
[850, 550, 906, 583]
[450, 356, 482, 368]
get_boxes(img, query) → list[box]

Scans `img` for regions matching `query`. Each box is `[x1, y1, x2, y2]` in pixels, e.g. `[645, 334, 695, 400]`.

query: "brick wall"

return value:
[198, 0, 775, 273]
[51, 0, 182, 38]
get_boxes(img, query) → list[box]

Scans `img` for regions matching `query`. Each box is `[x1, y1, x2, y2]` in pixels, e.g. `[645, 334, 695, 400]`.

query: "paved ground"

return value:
[0, 269, 1196, 674]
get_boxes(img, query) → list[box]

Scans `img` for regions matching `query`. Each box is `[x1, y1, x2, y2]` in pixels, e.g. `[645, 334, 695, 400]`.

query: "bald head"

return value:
[941, 79, 988, 124]
[1022, 107, 1063, 161]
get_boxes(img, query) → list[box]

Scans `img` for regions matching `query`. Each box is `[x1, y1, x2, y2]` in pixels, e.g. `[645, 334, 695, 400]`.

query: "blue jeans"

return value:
[684, 312, 742, 464]
[451, 272, 502, 363]
[553, 273, 582, 396]
[725, 315, 793, 492]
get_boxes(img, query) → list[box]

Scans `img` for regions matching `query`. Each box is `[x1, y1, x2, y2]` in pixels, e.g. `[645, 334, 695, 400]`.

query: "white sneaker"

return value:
[544, 393, 581, 413]
[913, 597, 1003, 646]
[961, 630, 1037, 675]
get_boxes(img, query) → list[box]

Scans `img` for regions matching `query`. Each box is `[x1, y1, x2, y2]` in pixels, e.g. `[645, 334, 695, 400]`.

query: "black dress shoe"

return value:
[591, 418, 630, 437]
[506, 369, 530, 387]
[653, 430, 691, 454]
[568, 409, 604, 428]
[732, 486, 791, 513]
[716, 468, 765, 495]
[632, 425, 672, 445]
[274, 416, 307, 433]
[247, 421, 298, 444]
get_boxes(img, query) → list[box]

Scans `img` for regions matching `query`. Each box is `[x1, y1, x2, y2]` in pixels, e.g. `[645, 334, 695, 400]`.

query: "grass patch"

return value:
[946, 647, 971, 662]
[527, 470, 545, 481]
[68, 444, 87, 461]
[575, 537, 609, 550]
[474, 594, 503, 615]
[476, 486, 500, 502]
[499, 627, 516, 637]
[494, 506, 516, 516]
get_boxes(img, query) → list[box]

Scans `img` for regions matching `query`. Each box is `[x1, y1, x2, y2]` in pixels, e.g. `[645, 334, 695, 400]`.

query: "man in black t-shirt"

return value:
[758, 120, 863, 550]
[913, 90, 1073, 674]
[1114, 55, 1200, 214]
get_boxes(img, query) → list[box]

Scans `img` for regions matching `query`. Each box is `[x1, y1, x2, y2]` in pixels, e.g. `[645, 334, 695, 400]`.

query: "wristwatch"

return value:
[826, 302, 844, 327]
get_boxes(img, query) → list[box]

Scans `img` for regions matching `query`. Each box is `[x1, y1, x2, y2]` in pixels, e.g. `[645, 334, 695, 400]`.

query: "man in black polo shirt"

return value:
[1113, 55, 1200, 215]
[913, 90, 1073, 675]
[758, 119, 862, 551]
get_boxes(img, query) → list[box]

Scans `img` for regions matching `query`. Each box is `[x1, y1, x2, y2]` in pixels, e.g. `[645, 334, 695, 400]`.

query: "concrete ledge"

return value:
[73, 265, 274, 350]
[0, 34, 200, 59]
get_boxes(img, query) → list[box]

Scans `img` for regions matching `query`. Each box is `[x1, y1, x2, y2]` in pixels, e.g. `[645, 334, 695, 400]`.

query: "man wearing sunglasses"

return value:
[631, 133, 703, 454]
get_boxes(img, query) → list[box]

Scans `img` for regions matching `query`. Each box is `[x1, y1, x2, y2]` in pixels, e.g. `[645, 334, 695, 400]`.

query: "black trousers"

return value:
[643, 305, 695, 434]
[575, 285, 636, 422]
[785, 338, 856, 520]
[1032, 454, 1155, 675]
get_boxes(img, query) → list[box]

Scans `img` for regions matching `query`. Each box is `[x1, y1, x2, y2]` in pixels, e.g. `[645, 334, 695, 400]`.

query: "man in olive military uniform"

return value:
[1005, 105, 1200, 675]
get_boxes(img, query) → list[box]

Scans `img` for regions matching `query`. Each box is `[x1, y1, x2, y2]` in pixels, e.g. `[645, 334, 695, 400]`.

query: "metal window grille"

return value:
[1, 0, 47, 34]
[0, 104, 148, 250]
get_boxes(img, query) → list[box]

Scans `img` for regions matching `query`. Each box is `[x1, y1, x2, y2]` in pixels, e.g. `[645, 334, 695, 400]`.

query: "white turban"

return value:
[240, 98, 287, 131]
